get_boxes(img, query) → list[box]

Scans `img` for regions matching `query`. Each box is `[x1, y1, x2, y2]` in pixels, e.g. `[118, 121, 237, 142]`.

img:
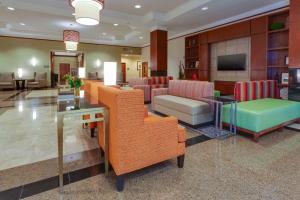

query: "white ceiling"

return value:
[0, 0, 289, 47]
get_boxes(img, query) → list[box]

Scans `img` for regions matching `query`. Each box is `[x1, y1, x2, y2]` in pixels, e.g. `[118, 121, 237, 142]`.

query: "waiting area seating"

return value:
[27, 72, 47, 89]
[128, 76, 173, 102]
[223, 80, 300, 141]
[152, 80, 214, 126]
[0, 72, 15, 90]
[93, 84, 186, 191]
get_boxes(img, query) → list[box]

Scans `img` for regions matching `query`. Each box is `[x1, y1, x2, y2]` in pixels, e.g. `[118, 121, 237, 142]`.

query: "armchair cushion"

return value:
[0, 82, 13, 86]
[0, 73, 14, 82]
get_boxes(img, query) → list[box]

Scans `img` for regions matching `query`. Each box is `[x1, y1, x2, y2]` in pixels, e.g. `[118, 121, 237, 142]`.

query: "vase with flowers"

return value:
[63, 74, 84, 109]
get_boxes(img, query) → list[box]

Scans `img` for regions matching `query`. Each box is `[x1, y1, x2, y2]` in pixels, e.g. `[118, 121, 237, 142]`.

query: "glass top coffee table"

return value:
[57, 91, 109, 193]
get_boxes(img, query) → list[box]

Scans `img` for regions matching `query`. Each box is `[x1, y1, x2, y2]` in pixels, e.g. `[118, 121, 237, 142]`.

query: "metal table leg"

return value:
[219, 102, 223, 129]
[57, 113, 64, 194]
[234, 101, 237, 134]
[103, 108, 109, 175]
[230, 102, 233, 133]
[215, 102, 219, 129]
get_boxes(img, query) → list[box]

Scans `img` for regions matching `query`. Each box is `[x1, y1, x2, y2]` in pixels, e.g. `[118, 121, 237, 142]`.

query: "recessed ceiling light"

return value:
[20, 23, 26, 26]
[102, 32, 107, 35]
[134, 5, 142, 9]
[72, 13, 76, 16]
[201, 7, 208, 11]
[7, 7, 15, 11]
[113, 23, 119, 26]
[139, 36, 143, 39]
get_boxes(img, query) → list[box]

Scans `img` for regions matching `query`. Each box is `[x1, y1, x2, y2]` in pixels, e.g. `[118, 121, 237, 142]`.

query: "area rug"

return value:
[25, 89, 58, 99]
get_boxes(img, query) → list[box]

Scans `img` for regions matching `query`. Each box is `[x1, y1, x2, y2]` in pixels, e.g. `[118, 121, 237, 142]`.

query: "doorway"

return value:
[142, 62, 148, 77]
[59, 63, 70, 84]
[121, 63, 126, 82]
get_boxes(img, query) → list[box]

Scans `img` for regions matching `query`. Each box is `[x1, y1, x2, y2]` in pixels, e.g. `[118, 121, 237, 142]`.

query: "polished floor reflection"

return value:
[0, 90, 300, 200]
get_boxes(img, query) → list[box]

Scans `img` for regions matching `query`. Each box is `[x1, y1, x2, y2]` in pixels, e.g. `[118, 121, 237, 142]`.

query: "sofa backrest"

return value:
[35, 72, 47, 80]
[168, 80, 214, 100]
[128, 78, 148, 86]
[234, 80, 279, 102]
[0, 73, 14, 82]
[88, 72, 98, 80]
[148, 76, 173, 85]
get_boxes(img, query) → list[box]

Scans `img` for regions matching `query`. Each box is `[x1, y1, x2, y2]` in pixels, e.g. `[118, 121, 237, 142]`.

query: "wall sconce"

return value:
[31, 57, 38, 67]
[18, 68, 23, 78]
[95, 59, 101, 68]
[78, 67, 86, 78]
[104, 62, 117, 86]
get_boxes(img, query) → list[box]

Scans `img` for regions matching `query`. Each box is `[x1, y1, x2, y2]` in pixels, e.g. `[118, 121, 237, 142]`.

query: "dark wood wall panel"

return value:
[199, 44, 209, 70]
[251, 70, 266, 81]
[251, 33, 267, 70]
[289, 0, 300, 68]
[251, 16, 267, 34]
[207, 21, 251, 43]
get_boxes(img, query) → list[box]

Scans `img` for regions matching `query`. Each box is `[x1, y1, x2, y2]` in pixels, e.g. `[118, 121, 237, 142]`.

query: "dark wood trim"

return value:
[223, 117, 300, 142]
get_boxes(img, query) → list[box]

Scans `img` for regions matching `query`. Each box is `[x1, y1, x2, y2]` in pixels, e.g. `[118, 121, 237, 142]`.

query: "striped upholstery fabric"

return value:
[128, 76, 173, 102]
[148, 76, 173, 86]
[234, 80, 279, 102]
[128, 78, 148, 86]
[168, 80, 214, 101]
[97, 85, 186, 176]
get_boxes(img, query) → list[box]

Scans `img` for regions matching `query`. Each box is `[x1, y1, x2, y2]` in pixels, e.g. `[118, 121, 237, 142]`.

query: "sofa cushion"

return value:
[0, 82, 13, 86]
[154, 95, 211, 115]
[28, 81, 39, 85]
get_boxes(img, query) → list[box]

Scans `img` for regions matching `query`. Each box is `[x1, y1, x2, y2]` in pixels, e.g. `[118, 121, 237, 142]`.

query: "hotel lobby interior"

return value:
[0, 0, 300, 199]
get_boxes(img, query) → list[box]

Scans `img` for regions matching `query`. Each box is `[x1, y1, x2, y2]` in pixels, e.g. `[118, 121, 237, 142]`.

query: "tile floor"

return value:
[0, 89, 299, 200]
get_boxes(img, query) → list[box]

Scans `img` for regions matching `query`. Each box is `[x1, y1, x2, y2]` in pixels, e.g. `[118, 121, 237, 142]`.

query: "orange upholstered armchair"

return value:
[97, 85, 186, 191]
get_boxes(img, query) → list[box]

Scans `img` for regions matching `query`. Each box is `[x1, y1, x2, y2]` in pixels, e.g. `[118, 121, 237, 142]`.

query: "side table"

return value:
[15, 79, 26, 90]
[201, 96, 237, 139]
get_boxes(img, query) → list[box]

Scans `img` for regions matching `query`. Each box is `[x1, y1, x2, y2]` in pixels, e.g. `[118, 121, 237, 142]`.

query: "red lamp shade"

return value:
[63, 30, 79, 51]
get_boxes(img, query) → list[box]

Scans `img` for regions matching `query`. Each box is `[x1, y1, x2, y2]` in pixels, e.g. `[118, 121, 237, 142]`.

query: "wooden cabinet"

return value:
[214, 81, 236, 95]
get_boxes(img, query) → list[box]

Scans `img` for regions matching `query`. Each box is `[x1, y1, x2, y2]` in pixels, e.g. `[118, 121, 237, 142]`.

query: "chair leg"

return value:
[177, 155, 185, 168]
[116, 175, 125, 192]
[91, 128, 95, 137]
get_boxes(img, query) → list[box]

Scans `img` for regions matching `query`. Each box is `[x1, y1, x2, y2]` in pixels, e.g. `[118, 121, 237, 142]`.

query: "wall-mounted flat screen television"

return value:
[217, 54, 246, 71]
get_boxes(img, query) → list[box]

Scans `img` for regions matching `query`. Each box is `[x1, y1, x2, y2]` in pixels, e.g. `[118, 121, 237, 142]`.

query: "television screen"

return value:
[217, 54, 246, 71]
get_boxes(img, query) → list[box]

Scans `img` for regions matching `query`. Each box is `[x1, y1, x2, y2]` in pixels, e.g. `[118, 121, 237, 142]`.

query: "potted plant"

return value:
[64, 74, 84, 108]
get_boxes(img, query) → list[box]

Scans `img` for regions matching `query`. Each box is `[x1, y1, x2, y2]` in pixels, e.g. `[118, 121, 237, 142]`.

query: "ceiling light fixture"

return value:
[7, 7, 15, 11]
[113, 23, 118, 26]
[72, 13, 76, 16]
[63, 30, 80, 51]
[102, 32, 107, 35]
[70, 0, 104, 26]
[201, 7, 208, 11]
[139, 36, 143, 39]
[134, 5, 141, 9]
[20, 23, 26, 26]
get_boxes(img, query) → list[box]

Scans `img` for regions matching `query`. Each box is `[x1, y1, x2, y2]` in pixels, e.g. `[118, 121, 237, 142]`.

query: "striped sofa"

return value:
[128, 76, 173, 102]
[234, 80, 279, 102]
[223, 80, 300, 142]
[152, 80, 214, 126]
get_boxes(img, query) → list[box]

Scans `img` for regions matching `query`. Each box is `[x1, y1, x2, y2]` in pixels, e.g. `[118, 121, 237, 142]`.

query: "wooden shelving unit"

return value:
[267, 11, 289, 82]
[184, 35, 200, 80]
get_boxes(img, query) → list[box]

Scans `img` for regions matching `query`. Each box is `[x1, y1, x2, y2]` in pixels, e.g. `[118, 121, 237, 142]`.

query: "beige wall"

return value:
[210, 37, 251, 81]
[0, 36, 141, 85]
[141, 36, 185, 79]
[121, 55, 141, 80]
